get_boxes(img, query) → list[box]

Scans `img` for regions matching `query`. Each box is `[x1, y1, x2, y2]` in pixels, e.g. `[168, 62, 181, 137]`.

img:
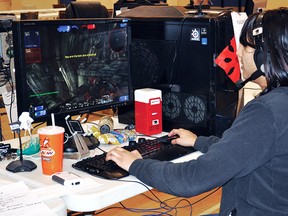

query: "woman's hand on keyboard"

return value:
[168, 128, 197, 147]
[106, 147, 142, 171]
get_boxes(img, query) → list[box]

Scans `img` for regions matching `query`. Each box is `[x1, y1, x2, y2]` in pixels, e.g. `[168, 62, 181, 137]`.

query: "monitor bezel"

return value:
[13, 18, 133, 124]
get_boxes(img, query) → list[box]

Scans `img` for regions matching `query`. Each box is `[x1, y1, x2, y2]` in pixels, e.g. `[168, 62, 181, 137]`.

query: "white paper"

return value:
[0, 181, 56, 216]
[231, 12, 248, 50]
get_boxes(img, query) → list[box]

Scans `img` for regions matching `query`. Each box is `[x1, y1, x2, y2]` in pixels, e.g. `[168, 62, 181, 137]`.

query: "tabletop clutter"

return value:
[7, 114, 137, 157]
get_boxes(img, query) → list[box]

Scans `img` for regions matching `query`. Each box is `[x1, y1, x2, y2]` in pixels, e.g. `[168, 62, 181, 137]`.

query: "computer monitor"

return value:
[13, 18, 132, 129]
[245, 0, 267, 15]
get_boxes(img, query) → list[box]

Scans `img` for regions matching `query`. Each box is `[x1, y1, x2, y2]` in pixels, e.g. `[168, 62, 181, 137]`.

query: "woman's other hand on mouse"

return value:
[168, 128, 197, 147]
[106, 147, 142, 171]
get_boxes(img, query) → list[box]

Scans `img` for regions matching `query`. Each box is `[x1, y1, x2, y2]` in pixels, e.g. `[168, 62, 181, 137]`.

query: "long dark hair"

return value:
[239, 8, 288, 91]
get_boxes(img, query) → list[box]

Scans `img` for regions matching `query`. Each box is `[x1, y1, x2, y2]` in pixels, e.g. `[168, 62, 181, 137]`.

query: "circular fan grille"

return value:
[162, 92, 181, 120]
[109, 28, 125, 52]
[130, 41, 161, 89]
[183, 96, 206, 124]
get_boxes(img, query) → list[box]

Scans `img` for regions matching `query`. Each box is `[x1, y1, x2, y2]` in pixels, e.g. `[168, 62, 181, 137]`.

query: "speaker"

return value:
[253, 48, 263, 70]
[119, 8, 239, 136]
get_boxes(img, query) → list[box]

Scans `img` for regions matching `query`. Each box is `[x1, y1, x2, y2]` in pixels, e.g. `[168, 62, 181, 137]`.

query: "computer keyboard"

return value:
[72, 135, 196, 180]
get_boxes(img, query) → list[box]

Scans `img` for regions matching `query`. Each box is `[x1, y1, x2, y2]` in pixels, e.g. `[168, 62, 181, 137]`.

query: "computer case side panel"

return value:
[119, 10, 238, 137]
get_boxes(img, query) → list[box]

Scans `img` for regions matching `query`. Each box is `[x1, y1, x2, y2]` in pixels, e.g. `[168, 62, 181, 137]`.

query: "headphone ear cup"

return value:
[254, 48, 264, 70]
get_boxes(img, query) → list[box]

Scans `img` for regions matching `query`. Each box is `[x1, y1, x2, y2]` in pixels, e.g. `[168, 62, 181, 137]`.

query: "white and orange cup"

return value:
[38, 126, 65, 175]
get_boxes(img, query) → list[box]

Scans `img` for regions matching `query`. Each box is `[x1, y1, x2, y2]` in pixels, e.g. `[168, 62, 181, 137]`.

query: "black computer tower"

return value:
[118, 7, 239, 137]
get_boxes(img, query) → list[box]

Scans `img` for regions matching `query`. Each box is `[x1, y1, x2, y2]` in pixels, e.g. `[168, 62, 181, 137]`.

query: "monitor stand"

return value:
[64, 134, 91, 159]
[64, 134, 99, 152]
[46, 118, 100, 160]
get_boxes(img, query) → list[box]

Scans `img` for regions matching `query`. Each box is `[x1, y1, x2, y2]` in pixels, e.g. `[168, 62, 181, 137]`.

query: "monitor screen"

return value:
[13, 18, 132, 125]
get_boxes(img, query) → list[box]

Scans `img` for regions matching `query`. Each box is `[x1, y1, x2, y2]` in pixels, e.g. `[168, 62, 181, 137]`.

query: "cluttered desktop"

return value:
[0, 5, 241, 214]
[3, 4, 238, 177]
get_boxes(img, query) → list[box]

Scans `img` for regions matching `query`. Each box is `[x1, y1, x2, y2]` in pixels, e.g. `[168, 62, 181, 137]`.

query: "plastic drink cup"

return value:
[38, 126, 65, 175]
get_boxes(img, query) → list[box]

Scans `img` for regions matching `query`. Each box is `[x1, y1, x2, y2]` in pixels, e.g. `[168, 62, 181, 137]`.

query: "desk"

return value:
[0, 117, 214, 214]
[6, 8, 66, 20]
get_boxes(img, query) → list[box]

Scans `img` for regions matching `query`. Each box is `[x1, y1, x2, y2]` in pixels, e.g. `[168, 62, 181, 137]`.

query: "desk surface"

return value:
[0, 117, 204, 213]
[4, 8, 66, 20]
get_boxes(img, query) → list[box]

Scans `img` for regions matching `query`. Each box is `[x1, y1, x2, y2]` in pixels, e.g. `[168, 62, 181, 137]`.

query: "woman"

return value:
[106, 8, 288, 215]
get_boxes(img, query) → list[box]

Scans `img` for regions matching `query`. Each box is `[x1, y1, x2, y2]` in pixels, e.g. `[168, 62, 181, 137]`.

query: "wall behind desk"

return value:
[266, 0, 288, 9]
[4, 0, 288, 11]
[3, 0, 261, 10]
[2, 0, 245, 11]
[6, 0, 118, 10]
